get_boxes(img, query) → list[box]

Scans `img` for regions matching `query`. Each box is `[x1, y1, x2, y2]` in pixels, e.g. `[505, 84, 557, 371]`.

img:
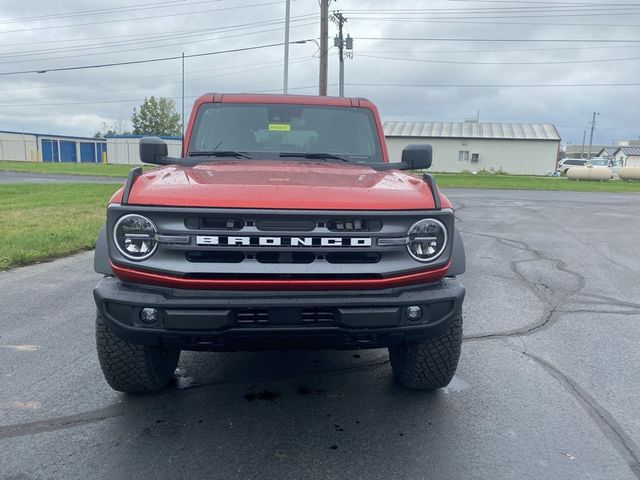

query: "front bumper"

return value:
[93, 277, 465, 351]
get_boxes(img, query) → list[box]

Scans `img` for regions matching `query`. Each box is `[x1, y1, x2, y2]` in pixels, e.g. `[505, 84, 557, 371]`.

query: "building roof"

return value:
[613, 146, 640, 156]
[0, 129, 105, 142]
[383, 121, 560, 141]
[598, 147, 617, 156]
[106, 134, 182, 140]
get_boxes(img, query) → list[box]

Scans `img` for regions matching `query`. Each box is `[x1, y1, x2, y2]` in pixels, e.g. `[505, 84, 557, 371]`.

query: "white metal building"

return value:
[0, 130, 106, 163]
[106, 134, 182, 165]
[613, 147, 640, 167]
[384, 121, 561, 175]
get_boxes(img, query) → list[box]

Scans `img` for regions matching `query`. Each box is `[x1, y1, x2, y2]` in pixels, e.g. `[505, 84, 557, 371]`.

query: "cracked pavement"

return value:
[1, 188, 639, 479]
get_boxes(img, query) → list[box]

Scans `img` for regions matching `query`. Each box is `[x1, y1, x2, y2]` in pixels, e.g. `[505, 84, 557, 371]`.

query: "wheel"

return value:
[95, 310, 180, 393]
[389, 311, 463, 390]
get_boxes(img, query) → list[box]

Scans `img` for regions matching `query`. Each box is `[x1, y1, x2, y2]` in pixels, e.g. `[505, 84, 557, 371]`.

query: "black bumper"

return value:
[93, 277, 465, 351]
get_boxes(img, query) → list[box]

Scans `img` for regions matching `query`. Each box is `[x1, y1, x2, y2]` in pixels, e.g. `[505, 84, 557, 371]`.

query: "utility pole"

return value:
[283, 0, 291, 94]
[319, 0, 329, 96]
[332, 11, 346, 97]
[580, 130, 586, 159]
[181, 52, 185, 140]
[587, 111, 600, 160]
[331, 11, 352, 97]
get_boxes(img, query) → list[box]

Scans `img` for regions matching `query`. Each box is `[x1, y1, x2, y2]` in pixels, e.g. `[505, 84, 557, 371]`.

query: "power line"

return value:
[345, 82, 640, 87]
[0, 0, 283, 35]
[0, 84, 330, 108]
[0, 19, 318, 66]
[2, 56, 318, 94]
[357, 44, 640, 54]
[0, 39, 313, 77]
[0, 15, 317, 60]
[0, 0, 221, 25]
[355, 36, 640, 43]
[346, 16, 640, 28]
[357, 52, 640, 65]
[7, 57, 318, 103]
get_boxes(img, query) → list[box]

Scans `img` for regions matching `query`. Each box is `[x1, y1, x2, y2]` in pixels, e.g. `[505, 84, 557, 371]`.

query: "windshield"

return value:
[188, 103, 383, 163]
[589, 159, 608, 166]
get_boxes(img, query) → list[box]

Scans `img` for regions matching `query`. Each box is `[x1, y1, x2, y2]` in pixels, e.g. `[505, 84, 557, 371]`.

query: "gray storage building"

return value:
[0, 130, 106, 163]
[384, 121, 561, 175]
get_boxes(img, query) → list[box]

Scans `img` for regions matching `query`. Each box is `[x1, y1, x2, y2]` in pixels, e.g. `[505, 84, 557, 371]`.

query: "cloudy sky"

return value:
[1, 0, 639, 145]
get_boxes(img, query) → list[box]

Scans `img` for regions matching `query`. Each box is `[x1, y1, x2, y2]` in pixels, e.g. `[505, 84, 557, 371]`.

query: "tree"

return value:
[93, 119, 130, 138]
[131, 96, 181, 136]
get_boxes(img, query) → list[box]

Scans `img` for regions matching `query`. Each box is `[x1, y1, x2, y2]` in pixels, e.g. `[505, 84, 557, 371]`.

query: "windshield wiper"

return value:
[188, 151, 252, 159]
[279, 152, 351, 163]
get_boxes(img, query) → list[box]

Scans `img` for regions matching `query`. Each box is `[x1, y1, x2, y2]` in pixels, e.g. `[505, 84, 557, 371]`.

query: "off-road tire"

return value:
[389, 311, 463, 390]
[96, 310, 180, 393]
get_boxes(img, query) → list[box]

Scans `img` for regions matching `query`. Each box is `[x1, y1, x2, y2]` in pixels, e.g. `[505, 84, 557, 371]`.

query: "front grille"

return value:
[109, 205, 454, 282]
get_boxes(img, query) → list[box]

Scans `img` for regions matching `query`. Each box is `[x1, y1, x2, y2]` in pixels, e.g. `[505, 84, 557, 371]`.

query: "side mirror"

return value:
[139, 137, 169, 165]
[401, 144, 432, 170]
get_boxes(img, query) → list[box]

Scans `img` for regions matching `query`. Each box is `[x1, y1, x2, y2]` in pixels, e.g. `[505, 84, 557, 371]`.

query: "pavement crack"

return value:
[523, 352, 640, 479]
[461, 230, 590, 340]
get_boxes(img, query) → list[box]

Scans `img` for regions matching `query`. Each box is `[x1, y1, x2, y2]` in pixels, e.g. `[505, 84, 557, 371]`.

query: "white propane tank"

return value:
[619, 167, 640, 181]
[566, 166, 612, 181]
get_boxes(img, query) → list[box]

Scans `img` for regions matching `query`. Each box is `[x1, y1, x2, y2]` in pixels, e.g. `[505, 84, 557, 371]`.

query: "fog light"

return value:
[140, 308, 158, 324]
[406, 306, 423, 321]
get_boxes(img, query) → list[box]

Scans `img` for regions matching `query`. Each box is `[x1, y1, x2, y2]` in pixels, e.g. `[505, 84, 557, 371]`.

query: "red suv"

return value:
[93, 94, 466, 392]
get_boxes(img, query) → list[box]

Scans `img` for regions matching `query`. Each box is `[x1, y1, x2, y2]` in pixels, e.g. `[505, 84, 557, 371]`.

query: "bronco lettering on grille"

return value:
[195, 236, 372, 247]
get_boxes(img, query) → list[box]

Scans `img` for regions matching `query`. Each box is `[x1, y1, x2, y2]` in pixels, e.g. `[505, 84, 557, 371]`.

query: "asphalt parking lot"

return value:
[1, 188, 639, 480]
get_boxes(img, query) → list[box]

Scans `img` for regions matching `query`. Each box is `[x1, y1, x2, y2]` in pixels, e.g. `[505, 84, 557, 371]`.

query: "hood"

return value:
[113, 160, 448, 210]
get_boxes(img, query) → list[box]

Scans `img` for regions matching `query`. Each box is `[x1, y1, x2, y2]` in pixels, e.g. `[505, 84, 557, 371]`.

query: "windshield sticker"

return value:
[268, 123, 291, 131]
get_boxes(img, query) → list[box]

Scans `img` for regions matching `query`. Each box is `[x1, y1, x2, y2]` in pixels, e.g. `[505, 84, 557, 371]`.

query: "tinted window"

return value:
[189, 103, 383, 162]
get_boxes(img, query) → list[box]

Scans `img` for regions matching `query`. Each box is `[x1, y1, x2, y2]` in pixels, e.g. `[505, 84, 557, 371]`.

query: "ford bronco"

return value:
[93, 93, 466, 392]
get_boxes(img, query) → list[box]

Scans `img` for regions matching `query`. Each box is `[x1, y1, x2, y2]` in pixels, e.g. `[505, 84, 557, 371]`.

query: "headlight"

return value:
[113, 214, 158, 261]
[406, 218, 447, 263]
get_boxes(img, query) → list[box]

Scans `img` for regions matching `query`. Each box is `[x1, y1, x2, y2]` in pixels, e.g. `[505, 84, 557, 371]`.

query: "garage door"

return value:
[41, 139, 59, 162]
[60, 141, 77, 162]
[80, 142, 96, 163]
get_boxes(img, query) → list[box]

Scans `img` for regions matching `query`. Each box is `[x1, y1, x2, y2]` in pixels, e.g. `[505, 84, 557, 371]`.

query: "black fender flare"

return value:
[448, 228, 466, 276]
[94, 225, 113, 275]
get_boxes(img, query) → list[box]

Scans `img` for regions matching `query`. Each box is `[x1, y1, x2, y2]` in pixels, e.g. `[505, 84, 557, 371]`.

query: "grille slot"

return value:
[301, 307, 335, 323]
[327, 219, 382, 232]
[235, 308, 269, 324]
[325, 252, 381, 264]
[185, 217, 244, 230]
[256, 252, 315, 264]
[256, 218, 316, 231]
[186, 251, 245, 263]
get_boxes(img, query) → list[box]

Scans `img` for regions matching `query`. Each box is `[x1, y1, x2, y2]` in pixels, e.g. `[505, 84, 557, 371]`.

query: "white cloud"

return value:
[0, 0, 638, 144]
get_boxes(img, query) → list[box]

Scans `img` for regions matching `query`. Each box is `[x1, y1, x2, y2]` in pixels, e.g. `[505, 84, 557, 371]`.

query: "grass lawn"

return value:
[0, 160, 138, 177]
[0, 183, 120, 270]
[431, 172, 640, 193]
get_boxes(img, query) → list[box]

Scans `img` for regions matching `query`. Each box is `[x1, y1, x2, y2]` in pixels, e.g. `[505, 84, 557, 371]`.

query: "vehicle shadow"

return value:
[100, 349, 469, 479]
